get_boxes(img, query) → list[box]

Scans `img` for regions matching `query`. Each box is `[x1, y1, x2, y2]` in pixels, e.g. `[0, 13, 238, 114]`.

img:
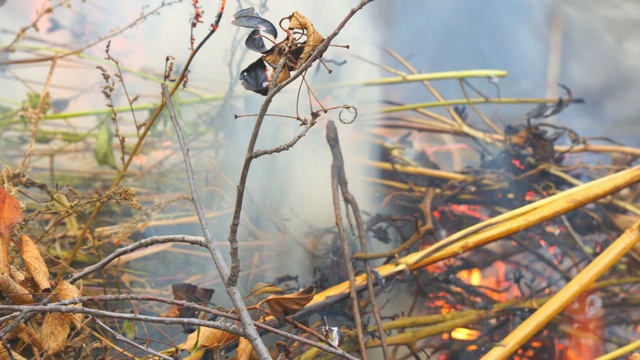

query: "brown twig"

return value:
[224, 0, 373, 289]
[92, 317, 172, 360]
[161, 83, 270, 359]
[353, 189, 435, 260]
[19, 56, 58, 173]
[328, 121, 369, 360]
[326, 120, 390, 360]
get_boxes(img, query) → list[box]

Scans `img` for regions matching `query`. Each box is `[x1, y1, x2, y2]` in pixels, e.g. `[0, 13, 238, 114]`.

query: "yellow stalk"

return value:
[481, 219, 640, 360]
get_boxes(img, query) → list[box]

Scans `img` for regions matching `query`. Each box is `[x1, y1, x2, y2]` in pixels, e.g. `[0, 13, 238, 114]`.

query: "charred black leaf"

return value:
[232, 7, 277, 54]
[171, 283, 215, 333]
[240, 58, 270, 96]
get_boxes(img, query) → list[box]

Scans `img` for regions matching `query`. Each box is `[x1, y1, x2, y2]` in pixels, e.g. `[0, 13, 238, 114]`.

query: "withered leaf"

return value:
[240, 58, 270, 96]
[172, 283, 215, 304]
[0, 347, 28, 360]
[245, 282, 283, 301]
[288, 12, 325, 64]
[39, 312, 70, 355]
[0, 188, 21, 274]
[54, 281, 83, 326]
[183, 327, 237, 352]
[8, 264, 29, 288]
[0, 188, 22, 239]
[170, 283, 215, 333]
[0, 273, 33, 304]
[258, 285, 315, 320]
[236, 337, 254, 360]
[20, 234, 51, 292]
[232, 8, 277, 54]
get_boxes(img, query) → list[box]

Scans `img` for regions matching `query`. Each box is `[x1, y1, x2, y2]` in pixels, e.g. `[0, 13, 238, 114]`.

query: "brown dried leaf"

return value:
[245, 282, 283, 301]
[262, 52, 291, 85]
[288, 11, 324, 64]
[20, 234, 50, 292]
[0, 347, 27, 360]
[0, 188, 22, 239]
[54, 281, 83, 326]
[183, 327, 237, 352]
[160, 305, 181, 318]
[9, 264, 29, 287]
[0, 273, 32, 304]
[7, 322, 43, 351]
[0, 188, 22, 274]
[39, 312, 70, 355]
[258, 285, 315, 320]
[236, 337, 254, 360]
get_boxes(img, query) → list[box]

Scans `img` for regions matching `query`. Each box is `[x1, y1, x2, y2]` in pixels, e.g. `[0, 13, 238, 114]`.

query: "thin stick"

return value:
[93, 317, 173, 360]
[328, 121, 369, 360]
[224, 0, 373, 288]
[326, 120, 390, 360]
[161, 83, 270, 359]
[20, 56, 58, 172]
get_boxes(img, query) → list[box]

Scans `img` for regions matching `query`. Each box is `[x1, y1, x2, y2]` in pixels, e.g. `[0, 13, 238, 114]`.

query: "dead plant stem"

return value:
[326, 120, 390, 360]
[162, 83, 270, 359]
[328, 121, 369, 360]
[224, 0, 373, 289]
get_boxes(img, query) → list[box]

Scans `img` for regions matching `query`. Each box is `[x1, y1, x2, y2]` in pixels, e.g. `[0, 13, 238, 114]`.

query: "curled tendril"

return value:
[338, 105, 357, 124]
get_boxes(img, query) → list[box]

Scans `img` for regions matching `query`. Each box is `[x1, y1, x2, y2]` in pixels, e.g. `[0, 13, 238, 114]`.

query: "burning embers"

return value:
[358, 82, 640, 359]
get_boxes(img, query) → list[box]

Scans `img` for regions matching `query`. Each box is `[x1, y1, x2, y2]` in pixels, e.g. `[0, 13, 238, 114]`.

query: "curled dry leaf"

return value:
[7, 322, 43, 351]
[0, 346, 28, 360]
[0, 188, 22, 273]
[0, 188, 22, 239]
[183, 327, 238, 352]
[9, 264, 29, 287]
[258, 285, 315, 320]
[20, 234, 51, 292]
[53, 280, 83, 326]
[288, 11, 325, 64]
[245, 281, 283, 301]
[0, 273, 33, 304]
[236, 337, 254, 360]
[39, 312, 70, 355]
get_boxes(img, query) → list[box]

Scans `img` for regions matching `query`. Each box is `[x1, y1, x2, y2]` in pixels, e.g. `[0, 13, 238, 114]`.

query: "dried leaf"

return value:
[232, 7, 277, 53]
[288, 12, 324, 64]
[262, 52, 291, 85]
[169, 283, 215, 333]
[0, 188, 22, 273]
[20, 234, 50, 292]
[39, 312, 70, 355]
[0, 273, 33, 304]
[258, 285, 315, 320]
[0, 188, 22, 239]
[0, 347, 27, 360]
[54, 281, 83, 326]
[8, 264, 29, 287]
[183, 327, 237, 352]
[236, 337, 254, 360]
[240, 58, 270, 96]
[245, 282, 283, 301]
[8, 322, 43, 351]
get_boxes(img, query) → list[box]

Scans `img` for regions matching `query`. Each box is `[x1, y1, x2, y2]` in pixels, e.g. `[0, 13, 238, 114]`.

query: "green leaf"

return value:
[94, 119, 116, 169]
[121, 320, 136, 339]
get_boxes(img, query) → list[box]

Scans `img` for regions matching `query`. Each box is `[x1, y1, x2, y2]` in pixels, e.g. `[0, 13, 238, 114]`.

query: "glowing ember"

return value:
[451, 327, 481, 341]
